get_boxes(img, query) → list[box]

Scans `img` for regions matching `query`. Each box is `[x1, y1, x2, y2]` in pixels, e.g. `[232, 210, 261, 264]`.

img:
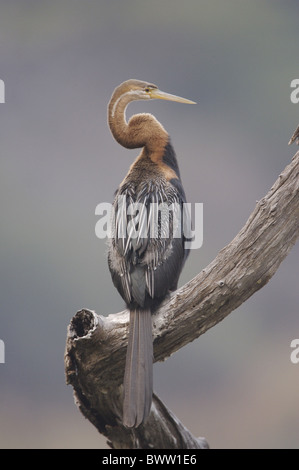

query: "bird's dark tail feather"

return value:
[123, 309, 153, 428]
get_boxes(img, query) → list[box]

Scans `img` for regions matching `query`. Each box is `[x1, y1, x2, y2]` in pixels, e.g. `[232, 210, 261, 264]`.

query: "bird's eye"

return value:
[144, 87, 150, 93]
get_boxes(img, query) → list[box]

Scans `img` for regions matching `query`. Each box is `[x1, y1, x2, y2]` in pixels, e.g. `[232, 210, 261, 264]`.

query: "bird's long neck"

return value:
[108, 91, 168, 154]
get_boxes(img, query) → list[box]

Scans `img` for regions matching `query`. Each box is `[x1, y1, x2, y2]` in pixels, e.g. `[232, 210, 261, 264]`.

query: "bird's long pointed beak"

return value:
[150, 89, 196, 104]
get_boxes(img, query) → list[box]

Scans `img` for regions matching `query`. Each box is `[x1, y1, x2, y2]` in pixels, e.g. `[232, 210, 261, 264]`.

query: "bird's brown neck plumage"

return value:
[108, 86, 168, 155]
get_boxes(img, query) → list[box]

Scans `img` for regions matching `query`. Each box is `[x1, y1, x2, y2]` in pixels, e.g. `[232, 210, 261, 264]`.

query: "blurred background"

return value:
[0, 0, 298, 449]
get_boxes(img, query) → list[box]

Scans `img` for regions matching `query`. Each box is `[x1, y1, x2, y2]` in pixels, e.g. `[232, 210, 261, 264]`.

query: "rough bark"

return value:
[65, 150, 299, 449]
[289, 124, 299, 145]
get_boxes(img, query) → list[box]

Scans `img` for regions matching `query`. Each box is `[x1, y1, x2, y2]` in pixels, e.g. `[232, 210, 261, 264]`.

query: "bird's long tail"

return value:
[123, 308, 153, 428]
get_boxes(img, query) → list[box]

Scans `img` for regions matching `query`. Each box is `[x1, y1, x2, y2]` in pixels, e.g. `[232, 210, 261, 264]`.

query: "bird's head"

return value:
[115, 79, 196, 104]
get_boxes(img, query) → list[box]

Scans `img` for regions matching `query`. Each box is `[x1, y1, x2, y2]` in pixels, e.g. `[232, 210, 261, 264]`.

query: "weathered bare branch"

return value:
[65, 151, 299, 449]
[65, 311, 208, 449]
[289, 124, 299, 145]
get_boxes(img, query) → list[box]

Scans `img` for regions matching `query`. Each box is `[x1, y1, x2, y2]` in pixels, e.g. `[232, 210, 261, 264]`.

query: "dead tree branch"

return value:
[289, 124, 299, 145]
[65, 150, 299, 449]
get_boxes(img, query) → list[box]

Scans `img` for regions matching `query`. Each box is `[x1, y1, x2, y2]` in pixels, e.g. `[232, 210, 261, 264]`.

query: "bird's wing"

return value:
[110, 182, 187, 306]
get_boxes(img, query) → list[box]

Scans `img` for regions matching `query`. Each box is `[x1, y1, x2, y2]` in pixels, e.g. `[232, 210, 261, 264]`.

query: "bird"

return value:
[107, 79, 195, 428]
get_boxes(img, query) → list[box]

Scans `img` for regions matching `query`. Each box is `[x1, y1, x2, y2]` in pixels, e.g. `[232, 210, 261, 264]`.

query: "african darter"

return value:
[107, 79, 195, 427]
